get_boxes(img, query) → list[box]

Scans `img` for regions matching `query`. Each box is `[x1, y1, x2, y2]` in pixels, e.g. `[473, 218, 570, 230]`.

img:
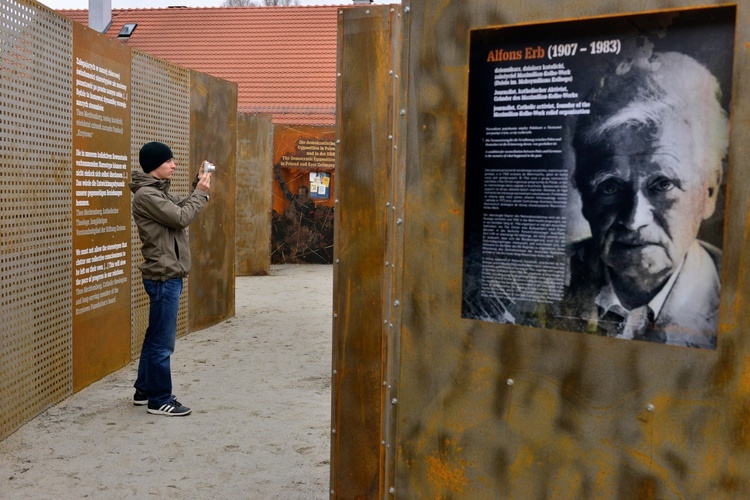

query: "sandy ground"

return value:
[0, 264, 333, 499]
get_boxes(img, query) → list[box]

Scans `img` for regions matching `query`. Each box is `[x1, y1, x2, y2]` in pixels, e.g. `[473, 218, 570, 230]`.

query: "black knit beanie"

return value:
[139, 142, 173, 173]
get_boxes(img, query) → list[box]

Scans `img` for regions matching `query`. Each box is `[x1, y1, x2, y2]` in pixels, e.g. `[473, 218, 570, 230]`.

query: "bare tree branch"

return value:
[221, 0, 258, 6]
[221, 0, 300, 5]
[260, 0, 301, 5]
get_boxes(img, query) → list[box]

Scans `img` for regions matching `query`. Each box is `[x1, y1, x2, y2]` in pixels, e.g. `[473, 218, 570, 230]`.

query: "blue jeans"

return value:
[135, 278, 183, 406]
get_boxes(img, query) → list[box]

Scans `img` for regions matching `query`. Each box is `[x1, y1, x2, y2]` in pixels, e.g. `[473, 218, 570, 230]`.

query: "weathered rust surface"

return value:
[188, 70, 237, 331]
[71, 22, 132, 393]
[0, 0, 74, 441]
[388, 1, 750, 498]
[333, 0, 750, 497]
[331, 6, 395, 499]
[236, 113, 272, 276]
[381, 6, 408, 496]
[129, 50, 193, 348]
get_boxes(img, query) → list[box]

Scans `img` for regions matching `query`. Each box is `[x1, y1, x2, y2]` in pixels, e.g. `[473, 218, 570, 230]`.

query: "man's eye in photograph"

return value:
[649, 177, 677, 193]
[596, 180, 623, 197]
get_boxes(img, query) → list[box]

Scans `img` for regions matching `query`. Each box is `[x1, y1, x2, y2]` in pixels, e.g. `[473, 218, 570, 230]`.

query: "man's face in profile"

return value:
[581, 118, 719, 291]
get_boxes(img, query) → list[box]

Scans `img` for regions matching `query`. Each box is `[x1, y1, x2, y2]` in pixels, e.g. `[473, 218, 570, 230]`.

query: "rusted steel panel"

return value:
[331, 6, 395, 499]
[382, 6, 407, 496]
[130, 50, 192, 346]
[391, 1, 750, 498]
[236, 113, 272, 276]
[188, 71, 237, 331]
[70, 22, 132, 393]
[0, 0, 74, 441]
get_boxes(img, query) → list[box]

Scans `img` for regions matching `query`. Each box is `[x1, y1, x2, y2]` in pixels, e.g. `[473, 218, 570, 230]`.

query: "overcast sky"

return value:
[41, 0, 394, 10]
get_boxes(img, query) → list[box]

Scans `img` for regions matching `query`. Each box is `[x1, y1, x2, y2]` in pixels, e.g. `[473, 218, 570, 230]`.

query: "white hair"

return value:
[575, 51, 729, 190]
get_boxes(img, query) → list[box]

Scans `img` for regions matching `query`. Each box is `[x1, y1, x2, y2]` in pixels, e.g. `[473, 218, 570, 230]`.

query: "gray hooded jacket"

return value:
[129, 170, 209, 280]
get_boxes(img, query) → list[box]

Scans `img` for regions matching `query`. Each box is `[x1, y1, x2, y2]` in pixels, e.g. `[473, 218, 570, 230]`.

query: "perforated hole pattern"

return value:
[1, 1, 194, 440]
[130, 51, 191, 360]
[0, 0, 73, 439]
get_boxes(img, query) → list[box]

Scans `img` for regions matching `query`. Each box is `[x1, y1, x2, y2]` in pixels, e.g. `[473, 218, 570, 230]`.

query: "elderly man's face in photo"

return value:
[581, 118, 719, 291]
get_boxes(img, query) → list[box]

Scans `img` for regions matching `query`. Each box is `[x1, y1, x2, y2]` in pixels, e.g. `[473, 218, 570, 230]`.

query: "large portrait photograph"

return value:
[461, 7, 736, 349]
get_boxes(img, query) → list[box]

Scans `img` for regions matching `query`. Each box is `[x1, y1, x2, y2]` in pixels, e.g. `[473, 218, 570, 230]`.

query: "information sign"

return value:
[462, 7, 735, 349]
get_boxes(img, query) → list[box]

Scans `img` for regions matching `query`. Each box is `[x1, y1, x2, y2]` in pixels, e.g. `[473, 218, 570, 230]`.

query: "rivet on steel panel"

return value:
[389, 487, 396, 494]
[647, 404, 655, 412]
[333, 313, 338, 318]
[390, 8, 394, 12]
[399, 109, 406, 115]
[336, 139, 340, 144]
[385, 261, 390, 266]
[331, 428, 336, 433]
[337, 73, 341, 78]
[394, 300, 400, 306]
[388, 135, 393, 140]
[335, 199, 339, 204]
[394, 145, 398, 150]
[383, 381, 387, 385]
[338, 10, 342, 14]
[389, 323, 393, 327]
[396, 218, 403, 224]
[333, 370, 337, 374]
[395, 75, 399, 79]
[507, 379, 514, 386]
[389, 70, 394, 75]
[366, 9, 370, 14]
[404, 6, 410, 13]
[386, 202, 391, 206]
[391, 398, 398, 404]
[335, 258, 340, 263]
[382, 440, 386, 445]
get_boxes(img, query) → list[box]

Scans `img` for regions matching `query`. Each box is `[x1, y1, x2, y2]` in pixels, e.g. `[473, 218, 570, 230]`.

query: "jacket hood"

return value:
[130, 170, 170, 194]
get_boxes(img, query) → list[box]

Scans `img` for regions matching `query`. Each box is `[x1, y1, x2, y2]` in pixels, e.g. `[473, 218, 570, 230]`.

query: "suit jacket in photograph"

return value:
[555, 239, 721, 349]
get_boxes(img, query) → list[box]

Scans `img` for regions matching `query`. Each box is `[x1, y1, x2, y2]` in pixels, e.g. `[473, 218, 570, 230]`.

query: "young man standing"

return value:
[129, 142, 212, 416]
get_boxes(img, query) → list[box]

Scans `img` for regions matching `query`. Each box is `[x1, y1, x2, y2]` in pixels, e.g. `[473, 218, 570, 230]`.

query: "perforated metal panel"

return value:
[0, 0, 72, 439]
[0, 1, 236, 442]
[129, 51, 191, 359]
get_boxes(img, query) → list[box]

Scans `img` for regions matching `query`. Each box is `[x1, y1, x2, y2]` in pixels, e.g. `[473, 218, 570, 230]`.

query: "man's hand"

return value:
[197, 162, 212, 193]
[196, 171, 211, 193]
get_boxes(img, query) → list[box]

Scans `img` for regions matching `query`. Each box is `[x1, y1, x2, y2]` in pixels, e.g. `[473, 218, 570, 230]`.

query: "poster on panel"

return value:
[72, 23, 132, 389]
[272, 126, 335, 263]
[309, 172, 331, 200]
[462, 6, 736, 349]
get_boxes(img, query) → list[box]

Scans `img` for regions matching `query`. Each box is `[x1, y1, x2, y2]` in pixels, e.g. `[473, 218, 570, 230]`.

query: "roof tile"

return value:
[59, 6, 341, 125]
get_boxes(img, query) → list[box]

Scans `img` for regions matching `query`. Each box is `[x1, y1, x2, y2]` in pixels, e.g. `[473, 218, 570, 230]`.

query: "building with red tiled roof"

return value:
[60, 6, 339, 125]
